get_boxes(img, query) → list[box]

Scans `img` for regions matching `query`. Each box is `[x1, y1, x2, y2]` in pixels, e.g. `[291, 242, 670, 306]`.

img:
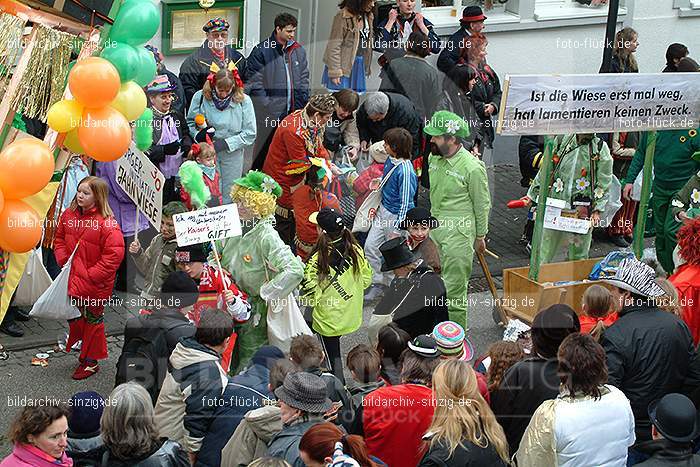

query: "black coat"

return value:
[437, 26, 472, 75]
[101, 439, 190, 467]
[601, 304, 696, 443]
[490, 357, 560, 454]
[373, 265, 449, 338]
[356, 92, 422, 157]
[379, 55, 442, 120]
[636, 439, 700, 466]
[469, 63, 502, 148]
[418, 438, 508, 467]
[178, 42, 246, 111]
[128, 308, 196, 357]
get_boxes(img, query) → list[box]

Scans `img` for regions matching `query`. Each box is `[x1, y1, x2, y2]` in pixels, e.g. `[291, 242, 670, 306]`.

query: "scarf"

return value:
[212, 90, 233, 111]
[22, 444, 74, 466]
[293, 110, 325, 157]
[199, 163, 217, 180]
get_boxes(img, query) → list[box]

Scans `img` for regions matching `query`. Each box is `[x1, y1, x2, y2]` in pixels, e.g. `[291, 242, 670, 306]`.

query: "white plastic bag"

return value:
[632, 168, 654, 202]
[600, 175, 623, 228]
[30, 246, 80, 320]
[12, 248, 52, 306]
[266, 293, 312, 354]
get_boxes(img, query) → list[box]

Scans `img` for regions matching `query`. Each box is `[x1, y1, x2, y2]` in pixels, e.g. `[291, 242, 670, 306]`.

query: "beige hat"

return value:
[369, 141, 389, 164]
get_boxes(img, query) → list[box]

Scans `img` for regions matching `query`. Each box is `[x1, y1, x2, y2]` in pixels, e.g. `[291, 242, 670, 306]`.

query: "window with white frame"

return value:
[534, 0, 622, 21]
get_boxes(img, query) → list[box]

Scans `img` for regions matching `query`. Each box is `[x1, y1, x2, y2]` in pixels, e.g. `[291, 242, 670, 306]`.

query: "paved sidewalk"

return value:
[0, 164, 635, 351]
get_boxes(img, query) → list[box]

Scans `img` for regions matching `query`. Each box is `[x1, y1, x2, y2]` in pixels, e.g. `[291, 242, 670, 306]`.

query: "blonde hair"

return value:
[202, 69, 245, 104]
[230, 185, 276, 218]
[613, 27, 639, 72]
[427, 360, 510, 463]
[583, 285, 612, 318]
[188, 142, 216, 162]
[69, 176, 113, 218]
[655, 279, 682, 316]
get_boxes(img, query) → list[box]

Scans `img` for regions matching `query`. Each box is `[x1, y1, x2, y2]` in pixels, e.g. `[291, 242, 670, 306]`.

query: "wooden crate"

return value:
[502, 258, 613, 323]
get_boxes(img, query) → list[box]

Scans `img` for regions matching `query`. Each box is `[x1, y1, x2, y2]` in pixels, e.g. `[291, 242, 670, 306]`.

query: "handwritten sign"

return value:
[497, 73, 700, 135]
[543, 205, 591, 235]
[116, 143, 165, 229]
[173, 204, 242, 247]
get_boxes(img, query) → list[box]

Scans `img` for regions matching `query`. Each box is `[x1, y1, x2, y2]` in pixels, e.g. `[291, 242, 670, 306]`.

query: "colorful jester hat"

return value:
[179, 160, 211, 209]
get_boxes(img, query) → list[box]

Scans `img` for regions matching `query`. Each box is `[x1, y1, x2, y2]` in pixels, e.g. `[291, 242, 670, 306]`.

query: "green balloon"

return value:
[108, 1, 160, 47]
[100, 41, 139, 82]
[133, 46, 157, 87]
[135, 107, 153, 151]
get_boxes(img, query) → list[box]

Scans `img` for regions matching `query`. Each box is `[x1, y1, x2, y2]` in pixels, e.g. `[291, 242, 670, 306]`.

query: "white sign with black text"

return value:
[173, 204, 242, 247]
[115, 143, 165, 229]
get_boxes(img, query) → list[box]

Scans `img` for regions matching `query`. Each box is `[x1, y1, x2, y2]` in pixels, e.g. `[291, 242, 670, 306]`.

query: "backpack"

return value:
[115, 316, 188, 404]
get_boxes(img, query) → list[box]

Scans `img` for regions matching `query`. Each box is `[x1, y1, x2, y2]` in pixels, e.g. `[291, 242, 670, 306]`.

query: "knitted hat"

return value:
[68, 391, 105, 435]
[160, 271, 200, 308]
[307, 94, 338, 115]
[250, 345, 285, 370]
[145, 75, 176, 94]
[531, 304, 580, 359]
[407, 334, 440, 359]
[603, 258, 665, 298]
[309, 208, 344, 234]
[432, 321, 474, 361]
[274, 372, 333, 413]
[233, 170, 282, 198]
[203, 17, 230, 32]
[424, 111, 470, 138]
[175, 243, 208, 264]
[369, 141, 389, 164]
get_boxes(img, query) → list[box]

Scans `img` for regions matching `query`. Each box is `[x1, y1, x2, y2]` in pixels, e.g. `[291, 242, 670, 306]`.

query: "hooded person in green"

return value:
[214, 171, 304, 372]
[526, 133, 613, 268]
[425, 111, 491, 329]
[622, 128, 700, 275]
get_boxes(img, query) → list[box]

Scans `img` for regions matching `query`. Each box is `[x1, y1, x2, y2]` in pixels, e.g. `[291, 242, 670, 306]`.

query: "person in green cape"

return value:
[215, 171, 304, 372]
[424, 110, 491, 329]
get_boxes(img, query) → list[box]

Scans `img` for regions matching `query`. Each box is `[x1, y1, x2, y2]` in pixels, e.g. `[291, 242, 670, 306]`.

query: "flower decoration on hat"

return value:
[575, 178, 590, 191]
[594, 187, 605, 199]
[554, 178, 564, 193]
[261, 176, 277, 194]
[445, 119, 461, 135]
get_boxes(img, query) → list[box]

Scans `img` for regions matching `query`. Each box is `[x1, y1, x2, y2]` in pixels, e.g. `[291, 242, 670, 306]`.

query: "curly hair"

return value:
[486, 341, 524, 393]
[677, 218, 700, 265]
[9, 402, 71, 445]
[230, 185, 277, 218]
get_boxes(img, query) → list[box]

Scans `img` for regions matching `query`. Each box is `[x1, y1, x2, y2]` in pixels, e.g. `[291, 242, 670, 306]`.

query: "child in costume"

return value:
[215, 171, 304, 372]
[526, 133, 613, 268]
[399, 207, 441, 274]
[175, 242, 250, 373]
[181, 143, 223, 209]
[292, 165, 341, 262]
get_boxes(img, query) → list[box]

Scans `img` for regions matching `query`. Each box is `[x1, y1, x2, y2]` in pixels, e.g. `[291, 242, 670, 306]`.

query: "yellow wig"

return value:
[231, 185, 277, 218]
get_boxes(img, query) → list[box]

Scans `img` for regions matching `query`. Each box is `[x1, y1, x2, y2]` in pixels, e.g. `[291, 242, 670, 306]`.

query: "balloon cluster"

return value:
[46, 0, 160, 161]
[0, 140, 55, 252]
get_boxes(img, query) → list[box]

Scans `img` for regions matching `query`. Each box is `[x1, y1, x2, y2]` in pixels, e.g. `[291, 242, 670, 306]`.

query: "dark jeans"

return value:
[115, 228, 157, 293]
[251, 122, 278, 171]
[320, 334, 345, 385]
[274, 211, 296, 251]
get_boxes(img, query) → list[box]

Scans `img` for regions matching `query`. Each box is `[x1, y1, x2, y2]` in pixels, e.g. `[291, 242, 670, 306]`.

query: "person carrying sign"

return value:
[215, 171, 304, 372]
[525, 133, 613, 268]
[622, 128, 700, 275]
[424, 111, 491, 329]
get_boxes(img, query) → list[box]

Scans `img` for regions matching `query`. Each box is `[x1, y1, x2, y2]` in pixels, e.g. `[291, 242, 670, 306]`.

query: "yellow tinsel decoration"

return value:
[0, 13, 27, 94]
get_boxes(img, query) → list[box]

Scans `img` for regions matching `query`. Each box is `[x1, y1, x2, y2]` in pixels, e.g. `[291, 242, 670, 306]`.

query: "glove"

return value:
[213, 138, 229, 153]
[146, 145, 165, 164]
[163, 141, 179, 155]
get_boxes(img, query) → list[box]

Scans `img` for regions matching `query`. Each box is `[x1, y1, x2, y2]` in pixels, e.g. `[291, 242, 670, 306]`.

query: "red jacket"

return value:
[263, 111, 329, 208]
[54, 206, 125, 301]
[361, 384, 434, 467]
[292, 186, 341, 246]
[671, 264, 700, 344]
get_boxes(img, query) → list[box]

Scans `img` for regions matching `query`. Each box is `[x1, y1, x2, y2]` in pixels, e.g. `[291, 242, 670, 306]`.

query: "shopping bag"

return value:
[12, 248, 52, 306]
[266, 293, 313, 354]
[352, 163, 399, 233]
[29, 246, 80, 320]
[599, 175, 623, 228]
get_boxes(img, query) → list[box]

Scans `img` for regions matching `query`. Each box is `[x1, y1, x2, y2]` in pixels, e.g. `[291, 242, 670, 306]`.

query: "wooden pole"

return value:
[210, 241, 230, 288]
[529, 136, 556, 282]
[632, 131, 656, 258]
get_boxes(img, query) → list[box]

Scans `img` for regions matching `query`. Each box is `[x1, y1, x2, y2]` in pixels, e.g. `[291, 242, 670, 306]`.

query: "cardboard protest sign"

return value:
[116, 143, 165, 229]
[497, 73, 700, 135]
[173, 204, 242, 247]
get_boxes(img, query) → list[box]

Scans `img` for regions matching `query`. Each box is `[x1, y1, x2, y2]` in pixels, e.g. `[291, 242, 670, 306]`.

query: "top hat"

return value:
[648, 393, 700, 443]
[399, 207, 439, 230]
[274, 372, 333, 414]
[379, 237, 419, 272]
[461, 6, 487, 23]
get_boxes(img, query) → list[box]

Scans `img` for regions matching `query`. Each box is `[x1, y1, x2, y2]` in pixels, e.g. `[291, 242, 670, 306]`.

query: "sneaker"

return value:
[72, 361, 99, 380]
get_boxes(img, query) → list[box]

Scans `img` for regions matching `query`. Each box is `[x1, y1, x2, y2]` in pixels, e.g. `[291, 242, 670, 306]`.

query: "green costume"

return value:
[672, 170, 700, 220]
[624, 129, 700, 274]
[425, 111, 491, 329]
[528, 134, 613, 267]
[215, 172, 304, 372]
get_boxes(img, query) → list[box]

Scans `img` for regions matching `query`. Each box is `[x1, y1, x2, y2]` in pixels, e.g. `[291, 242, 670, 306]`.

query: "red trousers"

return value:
[66, 304, 108, 361]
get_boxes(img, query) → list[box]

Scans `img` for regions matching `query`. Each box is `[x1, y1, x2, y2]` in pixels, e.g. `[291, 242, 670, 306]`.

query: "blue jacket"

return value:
[381, 158, 417, 226]
[244, 32, 310, 120]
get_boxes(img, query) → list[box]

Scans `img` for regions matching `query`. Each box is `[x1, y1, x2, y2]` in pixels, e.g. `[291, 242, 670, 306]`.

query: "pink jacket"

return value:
[0, 444, 73, 467]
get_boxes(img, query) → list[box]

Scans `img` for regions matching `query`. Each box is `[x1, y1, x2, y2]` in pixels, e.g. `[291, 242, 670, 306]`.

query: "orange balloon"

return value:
[68, 57, 121, 108]
[0, 188, 4, 215]
[0, 139, 55, 200]
[78, 107, 132, 162]
[0, 199, 42, 253]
